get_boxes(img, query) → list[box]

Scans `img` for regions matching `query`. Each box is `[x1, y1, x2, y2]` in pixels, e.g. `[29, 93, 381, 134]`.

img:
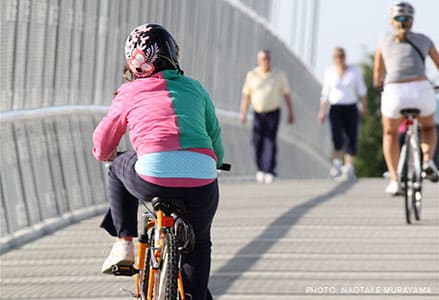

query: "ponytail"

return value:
[122, 64, 136, 82]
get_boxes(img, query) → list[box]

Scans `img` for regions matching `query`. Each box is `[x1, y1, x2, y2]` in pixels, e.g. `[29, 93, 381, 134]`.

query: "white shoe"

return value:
[422, 160, 439, 182]
[385, 180, 401, 196]
[101, 240, 134, 274]
[264, 173, 274, 184]
[343, 164, 357, 181]
[329, 159, 342, 178]
[256, 171, 265, 183]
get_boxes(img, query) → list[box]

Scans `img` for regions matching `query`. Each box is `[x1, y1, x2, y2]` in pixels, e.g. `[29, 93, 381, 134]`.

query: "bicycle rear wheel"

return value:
[413, 189, 422, 221]
[404, 184, 413, 224]
[403, 146, 413, 224]
[413, 142, 423, 222]
[148, 231, 179, 300]
[159, 232, 179, 299]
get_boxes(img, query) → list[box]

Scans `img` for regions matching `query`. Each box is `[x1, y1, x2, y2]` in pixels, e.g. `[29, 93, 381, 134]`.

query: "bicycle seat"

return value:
[152, 197, 186, 215]
[400, 108, 420, 116]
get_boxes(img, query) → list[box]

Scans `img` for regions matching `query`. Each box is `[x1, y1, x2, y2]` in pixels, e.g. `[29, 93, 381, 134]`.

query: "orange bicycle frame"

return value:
[139, 210, 185, 300]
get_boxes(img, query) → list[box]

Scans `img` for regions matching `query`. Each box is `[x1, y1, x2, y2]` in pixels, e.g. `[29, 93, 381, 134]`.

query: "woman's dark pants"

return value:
[328, 104, 359, 155]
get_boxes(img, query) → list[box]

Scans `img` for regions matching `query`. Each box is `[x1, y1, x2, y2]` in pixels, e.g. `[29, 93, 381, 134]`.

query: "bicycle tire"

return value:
[403, 145, 412, 224]
[159, 231, 179, 299]
[147, 230, 179, 300]
[413, 142, 423, 221]
[413, 190, 422, 221]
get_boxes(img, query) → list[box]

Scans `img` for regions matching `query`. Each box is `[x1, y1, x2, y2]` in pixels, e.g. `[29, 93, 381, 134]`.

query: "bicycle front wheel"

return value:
[142, 238, 152, 299]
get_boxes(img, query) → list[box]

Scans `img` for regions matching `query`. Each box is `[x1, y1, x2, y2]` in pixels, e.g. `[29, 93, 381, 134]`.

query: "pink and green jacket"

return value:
[93, 70, 224, 187]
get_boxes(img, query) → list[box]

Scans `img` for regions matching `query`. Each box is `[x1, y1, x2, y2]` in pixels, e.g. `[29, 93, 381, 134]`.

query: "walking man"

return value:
[240, 50, 295, 183]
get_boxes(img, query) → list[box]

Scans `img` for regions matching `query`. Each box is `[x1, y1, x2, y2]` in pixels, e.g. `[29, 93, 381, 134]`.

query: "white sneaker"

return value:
[256, 171, 265, 183]
[264, 173, 274, 184]
[329, 159, 342, 178]
[101, 240, 134, 274]
[385, 180, 401, 196]
[343, 164, 357, 181]
[422, 160, 439, 182]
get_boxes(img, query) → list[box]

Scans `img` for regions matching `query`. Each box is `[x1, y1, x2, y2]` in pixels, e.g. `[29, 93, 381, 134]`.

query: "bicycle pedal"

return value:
[422, 171, 439, 182]
[111, 264, 138, 276]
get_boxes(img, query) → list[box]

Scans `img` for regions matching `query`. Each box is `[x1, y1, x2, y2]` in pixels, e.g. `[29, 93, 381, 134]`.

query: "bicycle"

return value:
[110, 163, 231, 299]
[396, 108, 423, 224]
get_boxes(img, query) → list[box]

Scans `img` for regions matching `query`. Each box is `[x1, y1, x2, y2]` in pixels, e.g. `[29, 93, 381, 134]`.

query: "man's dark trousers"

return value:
[252, 109, 280, 174]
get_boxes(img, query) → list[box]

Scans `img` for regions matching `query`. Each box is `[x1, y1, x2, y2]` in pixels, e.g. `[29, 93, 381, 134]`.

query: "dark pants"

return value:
[328, 104, 359, 155]
[434, 124, 439, 166]
[100, 151, 218, 300]
[252, 109, 280, 174]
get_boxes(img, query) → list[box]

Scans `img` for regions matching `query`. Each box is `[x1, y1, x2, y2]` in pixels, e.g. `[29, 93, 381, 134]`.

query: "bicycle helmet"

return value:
[391, 2, 414, 21]
[124, 24, 181, 78]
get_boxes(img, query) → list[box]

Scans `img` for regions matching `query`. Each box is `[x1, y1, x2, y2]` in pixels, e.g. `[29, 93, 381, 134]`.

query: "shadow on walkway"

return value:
[210, 180, 355, 295]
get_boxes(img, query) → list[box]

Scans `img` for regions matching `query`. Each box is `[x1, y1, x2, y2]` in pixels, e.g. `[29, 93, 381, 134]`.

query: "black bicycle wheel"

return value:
[404, 183, 413, 224]
[403, 146, 412, 224]
[413, 189, 422, 221]
[414, 143, 423, 221]
[156, 231, 179, 299]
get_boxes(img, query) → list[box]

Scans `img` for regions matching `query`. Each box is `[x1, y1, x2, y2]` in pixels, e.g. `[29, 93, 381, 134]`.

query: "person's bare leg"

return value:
[382, 116, 402, 181]
[418, 113, 437, 162]
[344, 154, 353, 166]
[334, 150, 343, 161]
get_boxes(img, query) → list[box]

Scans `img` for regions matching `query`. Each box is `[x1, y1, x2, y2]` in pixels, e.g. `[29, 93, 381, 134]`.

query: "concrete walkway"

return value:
[1, 179, 438, 299]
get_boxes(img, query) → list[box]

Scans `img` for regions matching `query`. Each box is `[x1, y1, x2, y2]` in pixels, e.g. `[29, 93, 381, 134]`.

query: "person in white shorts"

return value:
[374, 2, 439, 195]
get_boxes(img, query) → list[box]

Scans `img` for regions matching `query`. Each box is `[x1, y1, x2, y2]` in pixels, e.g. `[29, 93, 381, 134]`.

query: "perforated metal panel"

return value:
[55, 118, 83, 210]
[78, 115, 107, 205]
[13, 123, 41, 225]
[0, 123, 26, 235]
[43, 120, 69, 215]
[25, 120, 58, 220]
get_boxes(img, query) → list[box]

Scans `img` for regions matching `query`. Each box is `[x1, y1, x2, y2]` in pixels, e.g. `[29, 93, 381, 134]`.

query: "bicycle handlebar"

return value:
[218, 163, 231, 171]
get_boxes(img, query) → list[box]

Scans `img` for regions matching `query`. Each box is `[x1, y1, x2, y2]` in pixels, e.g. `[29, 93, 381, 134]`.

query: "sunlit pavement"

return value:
[1, 178, 438, 299]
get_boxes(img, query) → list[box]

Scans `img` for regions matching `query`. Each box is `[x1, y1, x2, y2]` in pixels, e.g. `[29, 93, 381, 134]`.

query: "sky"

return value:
[273, 0, 439, 83]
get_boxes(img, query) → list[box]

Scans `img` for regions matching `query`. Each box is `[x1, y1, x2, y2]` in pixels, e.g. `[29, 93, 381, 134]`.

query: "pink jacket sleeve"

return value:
[92, 90, 128, 161]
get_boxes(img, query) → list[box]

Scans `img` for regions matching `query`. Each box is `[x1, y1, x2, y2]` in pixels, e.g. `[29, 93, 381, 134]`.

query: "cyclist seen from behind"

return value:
[92, 24, 224, 299]
[373, 2, 439, 195]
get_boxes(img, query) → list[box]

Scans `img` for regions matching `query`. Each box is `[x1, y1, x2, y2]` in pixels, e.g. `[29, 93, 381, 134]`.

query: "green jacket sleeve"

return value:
[204, 92, 224, 167]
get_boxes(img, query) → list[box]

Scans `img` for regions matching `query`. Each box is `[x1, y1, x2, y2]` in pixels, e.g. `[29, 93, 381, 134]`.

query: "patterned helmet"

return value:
[391, 2, 414, 20]
[124, 24, 180, 78]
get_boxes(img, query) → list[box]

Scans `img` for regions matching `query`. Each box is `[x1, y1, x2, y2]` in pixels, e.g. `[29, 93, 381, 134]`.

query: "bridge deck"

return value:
[1, 178, 438, 299]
